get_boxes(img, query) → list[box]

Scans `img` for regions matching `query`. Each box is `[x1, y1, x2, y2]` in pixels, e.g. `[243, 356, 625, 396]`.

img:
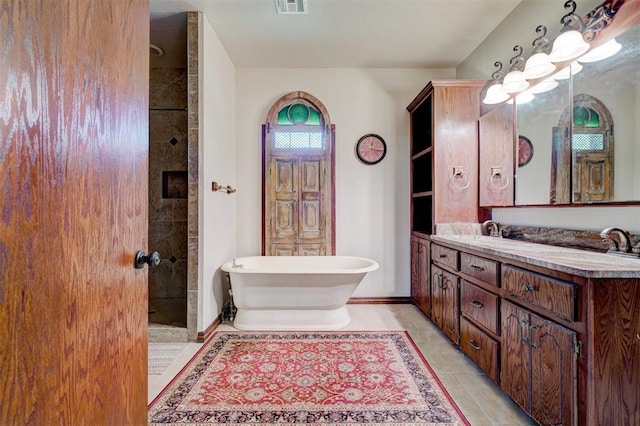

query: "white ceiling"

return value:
[149, 0, 522, 69]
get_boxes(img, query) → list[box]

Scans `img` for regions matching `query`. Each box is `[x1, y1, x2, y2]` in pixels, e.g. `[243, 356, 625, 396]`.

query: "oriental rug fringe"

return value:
[149, 331, 470, 425]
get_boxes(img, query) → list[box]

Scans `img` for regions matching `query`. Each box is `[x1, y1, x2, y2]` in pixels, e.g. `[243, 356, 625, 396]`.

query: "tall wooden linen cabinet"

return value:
[407, 80, 486, 319]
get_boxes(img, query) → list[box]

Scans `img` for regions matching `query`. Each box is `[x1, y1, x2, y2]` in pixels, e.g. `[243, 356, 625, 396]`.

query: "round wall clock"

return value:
[356, 134, 387, 165]
[518, 135, 534, 167]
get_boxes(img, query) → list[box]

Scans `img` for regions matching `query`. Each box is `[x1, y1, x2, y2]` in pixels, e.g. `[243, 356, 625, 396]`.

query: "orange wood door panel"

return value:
[0, 0, 149, 423]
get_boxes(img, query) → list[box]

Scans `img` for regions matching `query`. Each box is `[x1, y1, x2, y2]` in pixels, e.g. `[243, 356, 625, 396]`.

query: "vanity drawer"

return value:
[431, 244, 459, 271]
[460, 317, 499, 383]
[461, 280, 499, 334]
[460, 253, 498, 286]
[502, 265, 577, 322]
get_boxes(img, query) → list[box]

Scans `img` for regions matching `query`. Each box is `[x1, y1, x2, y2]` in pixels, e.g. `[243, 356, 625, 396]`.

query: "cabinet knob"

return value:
[522, 284, 534, 293]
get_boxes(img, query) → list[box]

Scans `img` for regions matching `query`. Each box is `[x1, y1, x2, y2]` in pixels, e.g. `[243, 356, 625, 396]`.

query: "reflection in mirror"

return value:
[516, 77, 570, 205]
[516, 21, 640, 205]
[572, 23, 640, 203]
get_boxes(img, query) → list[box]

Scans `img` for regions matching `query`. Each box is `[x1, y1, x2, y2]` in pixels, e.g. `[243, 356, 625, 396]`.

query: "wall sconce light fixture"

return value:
[482, 61, 510, 105]
[522, 25, 556, 79]
[502, 45, 529, 93]
[548, 0, 590, 62]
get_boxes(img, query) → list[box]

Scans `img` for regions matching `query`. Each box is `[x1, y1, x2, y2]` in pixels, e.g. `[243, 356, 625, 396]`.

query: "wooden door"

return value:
[501, 301, 533, 414]
[262, 92, 334, 256]
[0, 0, 149, 424]
[529, 313, 577, 426]
[266, 154, 331, 256]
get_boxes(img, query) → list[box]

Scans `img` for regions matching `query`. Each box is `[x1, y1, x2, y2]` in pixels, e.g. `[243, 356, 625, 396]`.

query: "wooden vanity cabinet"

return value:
[426, 239, 640, 425]
[410, 236, 431, 316]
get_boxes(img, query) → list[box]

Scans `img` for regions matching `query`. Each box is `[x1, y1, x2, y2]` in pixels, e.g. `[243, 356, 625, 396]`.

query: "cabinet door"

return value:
[411, 237, 431, 316]
[529, 312, 577, 426]
[431, 265, 445, 331]
[432, 265, 459, 343]
[501, 301, 532, 414]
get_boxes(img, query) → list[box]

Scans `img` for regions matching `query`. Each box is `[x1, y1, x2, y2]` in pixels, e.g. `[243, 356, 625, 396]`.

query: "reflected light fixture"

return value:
[579, 38, 622, 62]
[528, 76, 559, 94]
[523, 25, 556, 79]
[515, 91, 535, 104]
[502, 45, 529, 93]
[482, 61, 510, 105]
[549, 0, 590, 62]
[553, 61, 583, 79]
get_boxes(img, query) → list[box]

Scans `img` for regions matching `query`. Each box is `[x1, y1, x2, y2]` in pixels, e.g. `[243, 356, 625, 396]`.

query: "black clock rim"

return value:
[518, 135, 534, 167]
[356, 133, 387, 165]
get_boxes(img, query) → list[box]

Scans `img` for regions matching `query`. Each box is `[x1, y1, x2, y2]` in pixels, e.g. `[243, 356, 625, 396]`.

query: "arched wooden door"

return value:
[262, 92, 335, 256]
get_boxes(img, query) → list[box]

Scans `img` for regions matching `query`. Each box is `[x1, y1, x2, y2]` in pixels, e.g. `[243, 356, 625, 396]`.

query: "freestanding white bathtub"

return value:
[220, 256, 379, 330]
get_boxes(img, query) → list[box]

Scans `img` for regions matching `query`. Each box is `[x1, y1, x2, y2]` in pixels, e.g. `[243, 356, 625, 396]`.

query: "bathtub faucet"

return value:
[231, 258, 244, 269]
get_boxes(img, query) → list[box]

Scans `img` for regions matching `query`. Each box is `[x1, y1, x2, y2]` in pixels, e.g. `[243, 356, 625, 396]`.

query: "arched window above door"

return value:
[266, 92, 332, 151]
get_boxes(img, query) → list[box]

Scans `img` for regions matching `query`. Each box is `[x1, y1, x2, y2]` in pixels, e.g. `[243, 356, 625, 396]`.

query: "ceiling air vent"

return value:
[275, 0, 308, 14]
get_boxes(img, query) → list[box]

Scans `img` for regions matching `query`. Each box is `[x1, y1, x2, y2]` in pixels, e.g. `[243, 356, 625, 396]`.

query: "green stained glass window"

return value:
[277, 103, 321, 126]
[573, 106, 600, 128]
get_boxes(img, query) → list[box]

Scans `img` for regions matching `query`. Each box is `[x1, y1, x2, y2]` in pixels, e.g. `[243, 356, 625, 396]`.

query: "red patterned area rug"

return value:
[148, 331, 470, 425]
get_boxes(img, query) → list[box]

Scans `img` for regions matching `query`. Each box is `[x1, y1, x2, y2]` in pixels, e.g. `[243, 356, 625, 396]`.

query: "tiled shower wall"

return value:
[148, 67, 188, 327]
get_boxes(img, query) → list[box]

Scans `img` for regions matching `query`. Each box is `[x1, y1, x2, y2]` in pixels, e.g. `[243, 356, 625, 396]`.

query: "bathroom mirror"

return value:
[515, 20, 640, 205]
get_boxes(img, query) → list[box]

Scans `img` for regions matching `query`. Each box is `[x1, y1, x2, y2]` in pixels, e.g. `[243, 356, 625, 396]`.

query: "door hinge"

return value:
[575, 340, 583, 359]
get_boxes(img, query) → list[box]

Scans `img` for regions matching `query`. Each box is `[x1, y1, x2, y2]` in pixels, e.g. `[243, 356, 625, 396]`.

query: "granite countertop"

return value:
[430, 235, 640, 279]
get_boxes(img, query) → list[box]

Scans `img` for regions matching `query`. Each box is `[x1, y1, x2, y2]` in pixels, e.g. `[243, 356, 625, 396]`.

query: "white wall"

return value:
[234, 68, 454, 297]
[458, 0, 640, 234]
[198, 14, 237, 330]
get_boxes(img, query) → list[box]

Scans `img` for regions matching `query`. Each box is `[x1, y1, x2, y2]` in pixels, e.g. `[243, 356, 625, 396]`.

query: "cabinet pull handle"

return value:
[468, 300, 484, 308]
[529, 324, 539, 349]
[469, 340, 482, 351]
[439, 254, 447, 259]
[522, 284, 534, 293]
[470, 264, 485, 271]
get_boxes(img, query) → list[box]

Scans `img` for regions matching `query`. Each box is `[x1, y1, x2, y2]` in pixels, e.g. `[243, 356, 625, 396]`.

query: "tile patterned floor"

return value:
[148, 304, 536, 425]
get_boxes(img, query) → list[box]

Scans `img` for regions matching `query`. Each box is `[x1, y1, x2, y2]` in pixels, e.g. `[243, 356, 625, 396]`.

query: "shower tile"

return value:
[187, 237, 199, 291]
[187, 75, 199, 126]
[173, 221, 188, 258]
[148, 198, 174, 222]
[150, 221, 175, 264]
[187, 128, 199, 182]
[174, 199, 188, 221]
[187, 12, 199, 74]
[149, 68, 188, 109]
[149, 111, 187, 142]
[187, 290, 198, 341]
[173, 260, 188, 296]
[148, 259, 175, 299]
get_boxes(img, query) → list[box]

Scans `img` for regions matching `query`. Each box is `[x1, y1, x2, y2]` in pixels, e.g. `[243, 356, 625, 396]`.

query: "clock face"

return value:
[518, 135, 534, 167]
[356, 134, 387, 165]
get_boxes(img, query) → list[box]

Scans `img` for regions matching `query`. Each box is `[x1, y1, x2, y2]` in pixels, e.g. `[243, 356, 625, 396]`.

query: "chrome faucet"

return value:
[481, 220, 503, 238]
[231, 258, 244, 269]
[600, 227, 633, 253]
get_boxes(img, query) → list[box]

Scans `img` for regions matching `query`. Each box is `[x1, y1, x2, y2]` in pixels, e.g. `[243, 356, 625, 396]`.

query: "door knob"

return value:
[134, 250, 161, 269]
